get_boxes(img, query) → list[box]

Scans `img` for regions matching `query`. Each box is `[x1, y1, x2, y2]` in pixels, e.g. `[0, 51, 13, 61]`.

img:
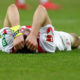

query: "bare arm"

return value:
[25, 5, 51, 51]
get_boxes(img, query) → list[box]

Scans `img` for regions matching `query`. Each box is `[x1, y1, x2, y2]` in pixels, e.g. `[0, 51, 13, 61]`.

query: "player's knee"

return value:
[38, 5, 45, 9]
[37, 5, 48, 18]
[8, 4, 17, 11]
[10, 4, 16, 7]
[38, 5, 46, 12]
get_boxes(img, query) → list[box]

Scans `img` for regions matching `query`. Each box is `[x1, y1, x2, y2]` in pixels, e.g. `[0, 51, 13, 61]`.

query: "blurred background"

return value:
[0, 0, 80, 34]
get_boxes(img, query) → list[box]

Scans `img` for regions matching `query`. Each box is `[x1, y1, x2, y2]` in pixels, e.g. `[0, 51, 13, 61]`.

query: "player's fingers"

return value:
[27, 42, 32, 49]
[16, 45, 20, 50]
[29, 44, 36, 51]
[29, 45, 34, 51]
[33, 47, 37, 51]
[28, 43, 37, 51]
[25, 40, 30, 47]
[31, 47, 36, 51]
[18, 45, 22, 50]
[17, 40, 24, 50]
[14, 45, 18, 51]
[32, 45, 37, 51]
[20, 43, 24, 49]
[18, 44, 24, 50]
[13, 42, 20, 51]
[27, 42, 36, 51]
[30, 45, 34, 50]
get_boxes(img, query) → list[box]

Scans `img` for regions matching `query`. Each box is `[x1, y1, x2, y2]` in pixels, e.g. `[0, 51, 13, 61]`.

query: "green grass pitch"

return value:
[0, 0, 80, 80]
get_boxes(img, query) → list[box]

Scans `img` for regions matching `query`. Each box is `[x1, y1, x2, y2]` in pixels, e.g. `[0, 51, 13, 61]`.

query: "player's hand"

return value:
[25, 33, 38, 51]
[13, 35, 24, 51]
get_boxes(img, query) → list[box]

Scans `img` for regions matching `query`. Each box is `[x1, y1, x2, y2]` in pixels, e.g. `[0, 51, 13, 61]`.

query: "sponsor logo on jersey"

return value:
[2, 34, 8, 47]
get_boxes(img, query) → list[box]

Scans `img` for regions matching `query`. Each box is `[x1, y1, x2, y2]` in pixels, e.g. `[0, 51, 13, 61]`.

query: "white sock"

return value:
[40, 0, 48, 3]
[18, 0, 25, 4]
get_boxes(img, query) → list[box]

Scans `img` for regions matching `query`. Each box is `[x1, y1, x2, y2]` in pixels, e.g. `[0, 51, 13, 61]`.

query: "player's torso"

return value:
[11, 24, 56, 53]
[13, 25, 56, 53]
[0, 24, 56, 53]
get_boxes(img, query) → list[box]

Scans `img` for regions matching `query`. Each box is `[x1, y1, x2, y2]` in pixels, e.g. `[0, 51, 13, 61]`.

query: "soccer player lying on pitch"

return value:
[0, 4, 80, 53]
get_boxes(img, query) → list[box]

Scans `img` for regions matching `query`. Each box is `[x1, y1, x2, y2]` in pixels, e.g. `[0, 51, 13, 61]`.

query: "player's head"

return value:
[16, 29, 36, 54]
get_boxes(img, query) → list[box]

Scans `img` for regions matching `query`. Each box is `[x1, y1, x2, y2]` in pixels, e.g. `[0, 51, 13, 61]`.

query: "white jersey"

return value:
[37, 24, 56, 53]
[54, 31, 74, 51]
[0, 27, 14, 53]
[0, 24, 74, 53]
[36, 24, 74, 52]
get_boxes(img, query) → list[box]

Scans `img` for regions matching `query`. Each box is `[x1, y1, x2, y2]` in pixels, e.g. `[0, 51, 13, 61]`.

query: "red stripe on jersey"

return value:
[21, 28, 25, 30]
[47, 27, 53, 33]
[25, 26, 32, 29]
[46, 35, 53, 42]
[47, 35, 52, 38]
[3, 29, 7, 34]
[37, 38, 45, 53]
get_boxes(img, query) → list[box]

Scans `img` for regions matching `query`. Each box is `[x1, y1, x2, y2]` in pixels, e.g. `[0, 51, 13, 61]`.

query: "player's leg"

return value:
[32, 4, 52, 30]
[30, 4, 52, 39]
[70, 33, 80, 48]
[3, 4, 20, 27]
